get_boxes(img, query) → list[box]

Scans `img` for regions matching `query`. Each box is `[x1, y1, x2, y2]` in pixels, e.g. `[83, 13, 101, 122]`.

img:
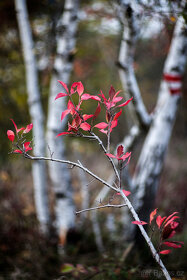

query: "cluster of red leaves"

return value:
[150, 209, 184, 255]
[7, 119, 33, 153]
[108, 145, 132, 197]
[106, 144, 131, 164]
[132, 209, 184, 255]
[55, 81, 133, 137]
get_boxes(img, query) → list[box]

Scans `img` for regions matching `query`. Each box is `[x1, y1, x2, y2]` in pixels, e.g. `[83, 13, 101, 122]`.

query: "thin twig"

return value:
[89, 131, 120, 182]
[76, 203, 127, 215]
[23, 153, 118, 192]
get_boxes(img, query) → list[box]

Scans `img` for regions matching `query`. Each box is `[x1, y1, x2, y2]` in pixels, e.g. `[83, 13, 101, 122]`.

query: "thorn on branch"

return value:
[47, 144, 54, 159]
[68, 165, 75, 169]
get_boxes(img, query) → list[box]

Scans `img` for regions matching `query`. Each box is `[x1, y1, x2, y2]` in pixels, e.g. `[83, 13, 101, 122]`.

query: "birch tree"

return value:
[117, 0, 187, 239]
[15, 0, 50, 234]
[46, 0, 80, 243]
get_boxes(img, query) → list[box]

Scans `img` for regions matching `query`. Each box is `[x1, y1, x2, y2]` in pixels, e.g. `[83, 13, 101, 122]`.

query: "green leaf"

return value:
[61, 263, 75, 273]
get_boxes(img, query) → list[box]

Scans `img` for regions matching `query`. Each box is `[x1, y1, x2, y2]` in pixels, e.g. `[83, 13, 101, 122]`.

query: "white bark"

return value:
[46, 0, 79, 240]
[127, 17, 187, 238]
[15, 0, 50, 234]
[117, 0, 152, 129]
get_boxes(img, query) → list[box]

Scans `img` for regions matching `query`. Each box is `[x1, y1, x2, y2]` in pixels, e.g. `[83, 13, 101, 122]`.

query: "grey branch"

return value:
[76, 203, 127, 214]
[24, 153, 118, 192]
[90, 131, 120, 182]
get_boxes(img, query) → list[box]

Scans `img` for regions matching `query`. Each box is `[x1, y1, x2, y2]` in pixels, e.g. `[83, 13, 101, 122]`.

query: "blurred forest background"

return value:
[0, 0, 187, 279]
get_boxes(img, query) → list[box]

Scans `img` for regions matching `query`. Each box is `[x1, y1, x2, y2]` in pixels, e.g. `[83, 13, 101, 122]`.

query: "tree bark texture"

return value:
[46, 0, 79, 243]
[132, 17, 187, 220]
[117, 0, 152, 129]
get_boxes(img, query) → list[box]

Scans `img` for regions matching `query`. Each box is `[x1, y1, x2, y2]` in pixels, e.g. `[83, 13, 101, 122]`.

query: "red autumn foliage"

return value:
[56, 81, 133, 137]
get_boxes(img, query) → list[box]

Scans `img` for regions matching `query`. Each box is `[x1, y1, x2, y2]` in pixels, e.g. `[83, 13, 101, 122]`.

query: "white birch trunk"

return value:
[15, 0, 50, 233]
[46, 0, 79, 243]
[117, 0, 152, 129]
[125, 17, 187, 239]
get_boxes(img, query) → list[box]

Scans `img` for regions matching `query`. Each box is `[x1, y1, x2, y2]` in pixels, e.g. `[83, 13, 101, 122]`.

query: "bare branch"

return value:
[76, 203, 127, 215]
[23, 153, 119, 192]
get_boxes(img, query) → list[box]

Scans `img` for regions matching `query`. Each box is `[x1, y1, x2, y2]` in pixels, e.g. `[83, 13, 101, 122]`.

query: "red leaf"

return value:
[73, 115, 82, 128]
[77, 82, 84, 96]
[117, 145, 124, 158]
[113, 96, 123, 103]
[163, 212, 178, 226]
[114, 90, 121, 97]
[23, 123, 33, 134]
[111, 119, 118, 129]
[7, 130, 15, 142]
[11, 119, 24, 133]
[14, 149, 22, 154]
[80, 122, 91, 131]
[71, 82, 84, 96]
[132, 221, 147, 225]
[170, 221, 179, 229]
[68, 121, 79, 133]
[55, 92, 68, 100]
[56, 132, 73, 137]
[163, 241, 183, 248]
[83, 114, 94, 121]
[24, 142, 32, 152]
[93, 103, 101, 121]
[17, 127, 25, 133]
[120, 152, 131, 161]
[67, 100, 75, 110]
[156, 215, 166, 228]
[150, 208, 158, 224]
[159, 250, 171, 255]
[100, 129, 108, 134]
[113, 110, 122, 121]
[118, 97, 133, 107]
[10, 119, 18, 133]
[58, 80, 69, 94]
[90, 95, 101, 101]
[116, 190, 131, 196]
[81, 94, 101, 101]
[124, 156, 131, 167]
[61, 109, 71, 121]
[94, 122, 108, 129]
[109, 85, 116, 100]
[167, 230, 176, 239]
[81, 94, 92, 100]
[99, 90, 107, 103]
[164, 216, 180, 228]
[106, 153, 116, 158]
